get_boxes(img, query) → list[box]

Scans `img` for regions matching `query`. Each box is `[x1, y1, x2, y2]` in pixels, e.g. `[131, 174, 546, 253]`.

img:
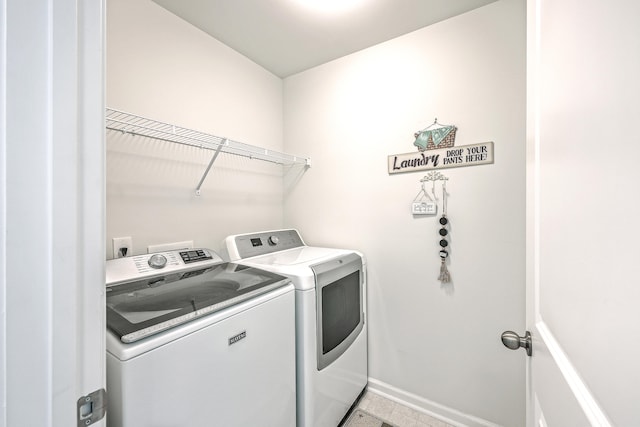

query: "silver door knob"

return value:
[501, 330, 532, 356]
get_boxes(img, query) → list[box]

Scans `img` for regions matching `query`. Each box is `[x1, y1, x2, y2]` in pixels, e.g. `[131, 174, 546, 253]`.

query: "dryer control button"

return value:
[148, 254, 167, 269]
[268, 236, 279, 246]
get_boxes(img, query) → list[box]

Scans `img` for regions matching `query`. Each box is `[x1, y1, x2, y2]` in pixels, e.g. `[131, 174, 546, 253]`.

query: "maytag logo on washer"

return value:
[228, 331, 246, 346]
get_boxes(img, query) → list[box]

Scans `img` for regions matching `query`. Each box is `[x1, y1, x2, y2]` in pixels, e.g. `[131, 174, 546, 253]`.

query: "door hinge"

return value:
[77, 388, 107, 426]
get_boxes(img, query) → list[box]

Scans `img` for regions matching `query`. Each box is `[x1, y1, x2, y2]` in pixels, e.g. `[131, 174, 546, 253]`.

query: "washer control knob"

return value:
[148, 254, 167, 269]
[268, 236, 279, 246]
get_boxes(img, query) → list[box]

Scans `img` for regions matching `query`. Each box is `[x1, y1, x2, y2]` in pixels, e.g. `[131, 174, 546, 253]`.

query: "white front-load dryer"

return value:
[224, 229, 368, 427]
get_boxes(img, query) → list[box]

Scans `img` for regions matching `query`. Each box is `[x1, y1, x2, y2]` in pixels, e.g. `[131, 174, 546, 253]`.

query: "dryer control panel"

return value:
[224, 229, 305, 260]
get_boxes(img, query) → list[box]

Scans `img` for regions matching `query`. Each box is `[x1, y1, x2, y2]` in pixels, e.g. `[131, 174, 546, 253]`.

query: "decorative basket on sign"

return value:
[413, 118, 457, 152]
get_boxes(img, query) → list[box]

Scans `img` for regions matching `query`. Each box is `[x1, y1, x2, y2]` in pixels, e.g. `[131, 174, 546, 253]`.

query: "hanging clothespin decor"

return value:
[417, 171, 451, 283]
[438, 179, 451, 283]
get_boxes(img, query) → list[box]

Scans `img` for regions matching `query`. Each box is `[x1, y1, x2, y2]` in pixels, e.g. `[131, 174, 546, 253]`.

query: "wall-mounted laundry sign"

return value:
[387, 119, 494, 175]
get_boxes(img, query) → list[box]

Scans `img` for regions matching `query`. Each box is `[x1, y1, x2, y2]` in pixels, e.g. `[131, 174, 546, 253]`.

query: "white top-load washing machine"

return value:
[105, 248, 296, 427]
[223, 229, 368, 427]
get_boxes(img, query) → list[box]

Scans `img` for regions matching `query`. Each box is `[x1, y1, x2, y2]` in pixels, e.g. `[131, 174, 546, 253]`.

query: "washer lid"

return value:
[106, 263, 289, 343]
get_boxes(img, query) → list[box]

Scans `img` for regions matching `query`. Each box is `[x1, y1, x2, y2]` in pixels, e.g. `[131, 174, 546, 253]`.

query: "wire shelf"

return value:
[106, 108, 311, 167]
[106, 108, 311, 195]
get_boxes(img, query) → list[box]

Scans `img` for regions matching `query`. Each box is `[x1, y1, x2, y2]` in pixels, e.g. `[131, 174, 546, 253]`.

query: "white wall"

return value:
[283, 1, 526, 426]
[106, 0, 293, 257]
[108, 0, 526, 424]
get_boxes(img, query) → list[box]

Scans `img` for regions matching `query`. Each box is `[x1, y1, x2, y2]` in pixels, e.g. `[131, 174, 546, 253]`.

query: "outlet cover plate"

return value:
[112, 236, 133, 258]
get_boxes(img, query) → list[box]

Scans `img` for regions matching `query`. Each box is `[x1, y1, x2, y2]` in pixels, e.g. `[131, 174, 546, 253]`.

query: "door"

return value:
[524, 0, 640, 426]
[1, 1, 106, 426]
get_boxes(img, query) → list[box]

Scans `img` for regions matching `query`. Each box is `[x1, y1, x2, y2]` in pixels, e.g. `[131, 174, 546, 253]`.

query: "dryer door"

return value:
[311, 253, 364, 370]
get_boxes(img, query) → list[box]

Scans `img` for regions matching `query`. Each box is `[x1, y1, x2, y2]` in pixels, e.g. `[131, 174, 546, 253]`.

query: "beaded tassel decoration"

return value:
[438, 181, 451, 283]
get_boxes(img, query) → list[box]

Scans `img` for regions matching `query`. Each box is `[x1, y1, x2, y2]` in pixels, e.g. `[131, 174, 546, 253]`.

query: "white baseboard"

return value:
[366, 377, 503, 427]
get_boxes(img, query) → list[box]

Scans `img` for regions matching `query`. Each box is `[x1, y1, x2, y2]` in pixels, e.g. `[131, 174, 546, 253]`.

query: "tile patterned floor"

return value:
[344, 409, 393, 427]
[348, 391, 456, 427]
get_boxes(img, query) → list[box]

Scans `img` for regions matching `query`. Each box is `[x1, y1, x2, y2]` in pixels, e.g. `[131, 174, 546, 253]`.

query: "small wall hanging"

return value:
[413, 118, 457, 151]
[411, 177, 438, 215]
[387, 118, 494, 175]
[413, 171, 452, 283]
[438, 179, 451, 283]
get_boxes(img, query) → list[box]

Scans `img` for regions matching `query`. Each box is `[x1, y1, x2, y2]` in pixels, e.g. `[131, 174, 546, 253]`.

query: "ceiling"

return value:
[152, 0, 498, 78]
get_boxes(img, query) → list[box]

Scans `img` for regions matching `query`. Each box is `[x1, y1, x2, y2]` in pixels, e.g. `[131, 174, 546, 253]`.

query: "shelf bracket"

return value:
[195, 138, 227, 196]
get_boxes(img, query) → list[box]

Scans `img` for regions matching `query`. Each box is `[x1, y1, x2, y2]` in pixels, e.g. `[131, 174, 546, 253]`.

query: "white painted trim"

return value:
[367, 377, 503, 427]
[3, 1, 105, 426]
[536, 321, 612, 427]
[0, 0, 7, 425]
[533, 395, 548, 427]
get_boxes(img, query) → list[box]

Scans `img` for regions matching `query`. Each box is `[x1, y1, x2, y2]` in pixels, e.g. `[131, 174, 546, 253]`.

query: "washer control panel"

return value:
[107, 248, 221, 286]
[179, 249, 213, 263]
[148, 253, 168, 269]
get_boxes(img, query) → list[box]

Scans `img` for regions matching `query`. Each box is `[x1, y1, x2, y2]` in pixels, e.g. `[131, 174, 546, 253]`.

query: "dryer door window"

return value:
[321, 270, 360, 354]
[311, 253, 364, 370]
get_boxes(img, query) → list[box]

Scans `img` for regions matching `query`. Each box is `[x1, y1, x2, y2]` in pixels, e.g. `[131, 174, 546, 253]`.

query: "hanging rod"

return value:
[106, 108, 311, 167]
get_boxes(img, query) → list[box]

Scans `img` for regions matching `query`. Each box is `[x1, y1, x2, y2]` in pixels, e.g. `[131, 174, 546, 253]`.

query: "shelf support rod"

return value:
[195, 138, 227, 196]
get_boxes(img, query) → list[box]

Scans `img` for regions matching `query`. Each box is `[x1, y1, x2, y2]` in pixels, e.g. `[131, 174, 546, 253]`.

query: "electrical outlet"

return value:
[112, 236, 133, 259]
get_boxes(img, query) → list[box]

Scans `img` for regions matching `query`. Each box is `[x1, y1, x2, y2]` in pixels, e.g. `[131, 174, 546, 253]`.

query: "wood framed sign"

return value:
[388, 141, 494, 174]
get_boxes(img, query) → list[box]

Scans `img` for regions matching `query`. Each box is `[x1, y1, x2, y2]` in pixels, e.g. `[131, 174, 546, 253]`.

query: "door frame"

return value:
[0, 1, 106, 426]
